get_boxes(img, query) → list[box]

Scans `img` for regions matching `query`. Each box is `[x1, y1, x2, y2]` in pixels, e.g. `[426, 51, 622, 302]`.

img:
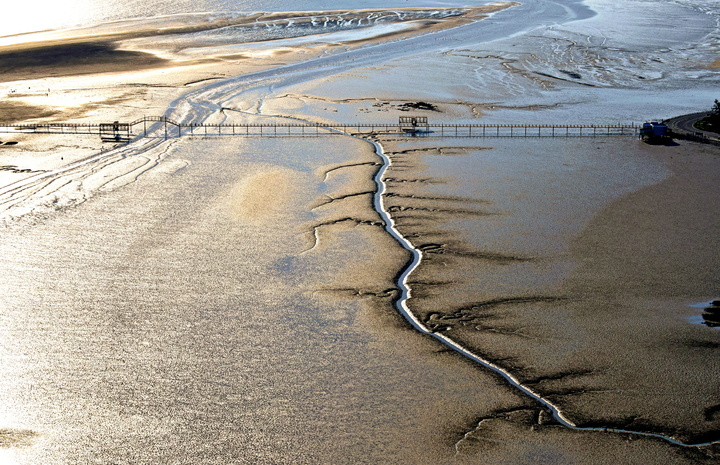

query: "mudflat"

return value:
[1, 2, 719, 462]
[377, 134, 720, 452]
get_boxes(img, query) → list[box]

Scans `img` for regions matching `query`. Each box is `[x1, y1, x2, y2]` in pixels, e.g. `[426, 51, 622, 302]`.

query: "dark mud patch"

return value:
[423, 296, 566, 332]
[373, 101, 440, 112]
[0, 101, 58, 124]
[701, 302, 720, 327]
[560, 70, 582, 79]
[534, 71, 597, 87]
[386, 205, 491, 217]
[383, 192, 491, 205]
[0, 42, 168, 82]
[704, 404, 720, 422]
[522, 368, 596, 387]
[399, 101, 440, 112]
[0, 165, 41, 173]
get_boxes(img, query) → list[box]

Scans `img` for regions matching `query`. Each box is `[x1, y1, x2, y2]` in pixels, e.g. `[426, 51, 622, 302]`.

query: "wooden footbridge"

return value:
[0, 116, 640, 140]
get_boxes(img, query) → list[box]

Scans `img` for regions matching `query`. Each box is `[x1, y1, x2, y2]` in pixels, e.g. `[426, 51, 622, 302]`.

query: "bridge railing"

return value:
[1, 116, 640, 138]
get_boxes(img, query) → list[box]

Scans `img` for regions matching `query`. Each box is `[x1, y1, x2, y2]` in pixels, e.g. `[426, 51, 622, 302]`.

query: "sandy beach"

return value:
[1, 1, 719, 463]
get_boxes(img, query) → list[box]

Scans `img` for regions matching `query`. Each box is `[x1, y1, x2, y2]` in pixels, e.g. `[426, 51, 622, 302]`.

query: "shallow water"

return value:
[4, 0, 520, 37]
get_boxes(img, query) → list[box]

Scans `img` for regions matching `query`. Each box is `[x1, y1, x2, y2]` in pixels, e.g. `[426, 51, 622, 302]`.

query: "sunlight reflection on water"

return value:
[3, 0, 492, 36]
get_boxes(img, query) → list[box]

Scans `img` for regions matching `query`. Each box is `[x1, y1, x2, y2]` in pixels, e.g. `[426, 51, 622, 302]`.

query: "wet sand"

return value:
[376, 134, 720, 460]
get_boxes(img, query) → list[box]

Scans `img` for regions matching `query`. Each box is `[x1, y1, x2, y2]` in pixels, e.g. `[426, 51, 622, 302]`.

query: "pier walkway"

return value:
[0, 116, 640, 140]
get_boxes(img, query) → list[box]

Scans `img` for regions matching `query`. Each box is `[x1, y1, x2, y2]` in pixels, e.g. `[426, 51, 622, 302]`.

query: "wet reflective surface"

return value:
[2, 0, 719, 462]
[0, 137, 521, 463]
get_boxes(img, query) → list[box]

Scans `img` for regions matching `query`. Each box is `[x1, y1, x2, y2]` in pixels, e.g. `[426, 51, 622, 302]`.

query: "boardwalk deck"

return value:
[0, 116, 640, 139]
